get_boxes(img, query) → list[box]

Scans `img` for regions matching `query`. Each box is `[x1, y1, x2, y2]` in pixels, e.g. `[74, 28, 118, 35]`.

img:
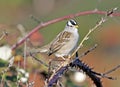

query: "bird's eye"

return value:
[69, 25, 73, 27]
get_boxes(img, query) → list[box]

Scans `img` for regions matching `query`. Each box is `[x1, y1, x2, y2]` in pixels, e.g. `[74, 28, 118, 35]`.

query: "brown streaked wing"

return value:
[48, 31, 72, 55]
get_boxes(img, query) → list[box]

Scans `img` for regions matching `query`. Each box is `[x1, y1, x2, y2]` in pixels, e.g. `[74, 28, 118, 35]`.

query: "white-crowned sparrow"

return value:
[39, 19, 79, 59]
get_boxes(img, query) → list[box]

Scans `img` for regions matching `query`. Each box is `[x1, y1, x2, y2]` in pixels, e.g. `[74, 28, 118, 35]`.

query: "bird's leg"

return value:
[61, 56, 66, 60]
[47, 59, 52, 80]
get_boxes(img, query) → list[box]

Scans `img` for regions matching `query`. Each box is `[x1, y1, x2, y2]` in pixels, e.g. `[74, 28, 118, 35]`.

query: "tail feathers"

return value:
[39, 48, 48, 53]
[39, 48, 53, 56]
[38, 45, 49, 53]
[37, 45, 53, 56]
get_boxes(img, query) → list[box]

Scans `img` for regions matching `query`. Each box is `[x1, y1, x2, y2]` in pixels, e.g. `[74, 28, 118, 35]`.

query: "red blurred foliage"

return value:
[98, 25, 120, 46]
[29, 31, 44, 46]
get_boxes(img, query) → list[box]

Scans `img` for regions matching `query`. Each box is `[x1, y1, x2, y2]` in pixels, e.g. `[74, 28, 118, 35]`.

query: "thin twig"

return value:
[91, 70, 115, 80]
[11, 9, 120, 50]
[29, 52, 48, 67]
[94, 64, 120, 80]
[70, 8, 117, 58]
[30, 15, 41, 24]
[79, 44, 98, 59]
[0, 30, 8, 41]
[103, 64, 120, 76]
[70, 17, 107, 58]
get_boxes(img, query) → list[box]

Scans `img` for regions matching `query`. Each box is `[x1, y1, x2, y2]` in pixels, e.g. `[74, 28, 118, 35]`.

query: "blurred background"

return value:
[0, 0, 120, 87]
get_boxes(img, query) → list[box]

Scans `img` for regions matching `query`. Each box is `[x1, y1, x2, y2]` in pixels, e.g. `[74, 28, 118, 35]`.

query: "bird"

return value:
[39, 19, 79, 60]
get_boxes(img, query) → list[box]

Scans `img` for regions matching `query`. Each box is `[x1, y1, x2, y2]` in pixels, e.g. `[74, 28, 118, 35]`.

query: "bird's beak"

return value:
[75, 25, 79, 28]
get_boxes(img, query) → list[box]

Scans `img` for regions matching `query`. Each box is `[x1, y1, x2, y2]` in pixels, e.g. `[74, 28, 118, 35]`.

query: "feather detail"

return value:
[48, 31, 72, 55]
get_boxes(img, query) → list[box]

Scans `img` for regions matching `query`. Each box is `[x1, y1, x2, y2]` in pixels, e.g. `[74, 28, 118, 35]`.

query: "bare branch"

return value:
[46, 44, 120, 87]
[11, 9, 120, 50]
[103, 65, 120, 76]
[47, 45, 99, 87]
[78, 44, 98, 59]
[70, 8, 117, 58]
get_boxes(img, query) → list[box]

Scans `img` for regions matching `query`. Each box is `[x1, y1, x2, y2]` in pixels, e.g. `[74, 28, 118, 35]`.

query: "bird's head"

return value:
[66, 19, 79, 29]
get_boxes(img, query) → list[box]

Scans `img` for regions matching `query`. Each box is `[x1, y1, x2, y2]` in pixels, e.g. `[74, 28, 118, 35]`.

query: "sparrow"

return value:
[39, 19, 79, 59]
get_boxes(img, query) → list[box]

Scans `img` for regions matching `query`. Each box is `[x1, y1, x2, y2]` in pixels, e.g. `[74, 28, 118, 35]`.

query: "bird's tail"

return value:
[37, 45, 49, 53]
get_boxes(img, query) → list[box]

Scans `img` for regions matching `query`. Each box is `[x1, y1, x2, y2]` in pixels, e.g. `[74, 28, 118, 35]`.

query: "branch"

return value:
[70, 17, 106, 58]
[102, 64, 120, 79]
[88, 65, 120, 80]
[47, 44, 120, 87]
[70, 8, 118, 58]
[78, 44, 98, 59]
[11, 9, 120, 50]
[29, 52, 48, 67]
[70, 59, 102, 87]
[47, 45, 99, 87]
[47, 66, 68, 87]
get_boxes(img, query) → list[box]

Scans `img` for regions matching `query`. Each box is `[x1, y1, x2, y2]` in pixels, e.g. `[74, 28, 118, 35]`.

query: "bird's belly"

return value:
[55, 38, 78, 57]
